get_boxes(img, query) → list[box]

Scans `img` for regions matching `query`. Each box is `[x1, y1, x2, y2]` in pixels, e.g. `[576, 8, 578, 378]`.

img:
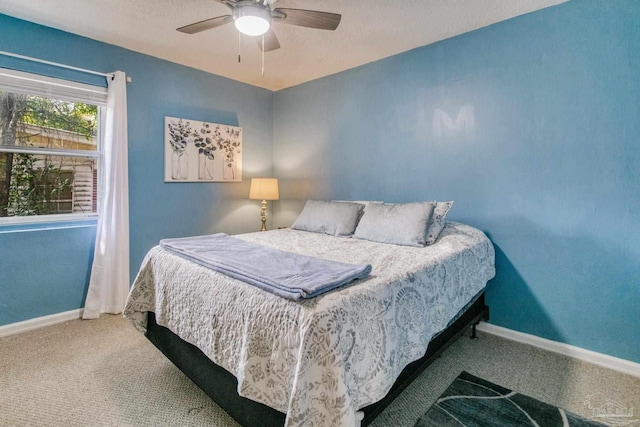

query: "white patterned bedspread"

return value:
[124, 221, 495, 427]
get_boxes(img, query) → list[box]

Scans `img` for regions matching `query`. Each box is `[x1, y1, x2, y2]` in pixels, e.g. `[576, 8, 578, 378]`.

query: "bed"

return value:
[124, 220, 495, 427]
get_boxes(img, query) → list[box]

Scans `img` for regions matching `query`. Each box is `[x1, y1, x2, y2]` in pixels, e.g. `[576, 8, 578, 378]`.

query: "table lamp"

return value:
[249, 178, 279, 231]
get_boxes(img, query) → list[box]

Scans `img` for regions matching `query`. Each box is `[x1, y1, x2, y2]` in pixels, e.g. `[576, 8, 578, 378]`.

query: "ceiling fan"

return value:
[177, 0, 342, 52]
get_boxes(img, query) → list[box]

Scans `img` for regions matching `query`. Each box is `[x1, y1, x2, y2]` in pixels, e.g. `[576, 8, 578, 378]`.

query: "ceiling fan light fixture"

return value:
[234, 6, 271, 36]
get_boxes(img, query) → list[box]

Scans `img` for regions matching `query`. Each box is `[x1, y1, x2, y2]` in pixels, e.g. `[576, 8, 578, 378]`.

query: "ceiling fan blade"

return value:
[272, 8, 341, 30]
[255, 28, 280, 52]
[177, 15, 233, 34]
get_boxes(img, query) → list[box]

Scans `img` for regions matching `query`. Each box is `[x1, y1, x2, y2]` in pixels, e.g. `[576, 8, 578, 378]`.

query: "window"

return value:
[0, 68, 107, 224]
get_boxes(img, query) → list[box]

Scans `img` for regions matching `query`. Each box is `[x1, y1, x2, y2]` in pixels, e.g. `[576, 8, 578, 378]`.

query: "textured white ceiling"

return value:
[0, 0, 566, 91]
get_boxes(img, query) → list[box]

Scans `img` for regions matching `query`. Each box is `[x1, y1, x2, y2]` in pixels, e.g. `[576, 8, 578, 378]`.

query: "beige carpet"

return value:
[0, 315, 638, 426]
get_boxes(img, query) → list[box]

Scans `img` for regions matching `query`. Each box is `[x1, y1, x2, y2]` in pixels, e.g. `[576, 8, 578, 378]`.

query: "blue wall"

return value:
[0, 223, 96, 323]
[0, 14, 274, 325]
[273, 0, 640, 363]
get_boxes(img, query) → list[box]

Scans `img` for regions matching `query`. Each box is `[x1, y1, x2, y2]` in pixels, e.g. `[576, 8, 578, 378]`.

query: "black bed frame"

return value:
[145, 293, 489, 427]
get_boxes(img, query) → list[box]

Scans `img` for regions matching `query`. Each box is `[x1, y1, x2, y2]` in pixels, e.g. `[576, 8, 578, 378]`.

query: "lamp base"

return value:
[260, 199, 267, 231]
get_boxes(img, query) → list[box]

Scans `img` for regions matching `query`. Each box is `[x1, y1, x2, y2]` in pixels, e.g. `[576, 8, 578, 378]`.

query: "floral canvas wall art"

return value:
[164, 116, 242, 182]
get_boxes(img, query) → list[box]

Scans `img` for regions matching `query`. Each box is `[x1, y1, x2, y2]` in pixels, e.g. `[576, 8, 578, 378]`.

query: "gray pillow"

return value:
[291, 200, 364, 236]
[332, 200, 383, 206]
[353, 201, 436, 247]
[425, 201, 453, 245]
[332, 200, 383, 221]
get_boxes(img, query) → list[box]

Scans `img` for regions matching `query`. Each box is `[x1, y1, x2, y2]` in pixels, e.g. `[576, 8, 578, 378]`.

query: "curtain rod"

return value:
[0, 50, 132, 82]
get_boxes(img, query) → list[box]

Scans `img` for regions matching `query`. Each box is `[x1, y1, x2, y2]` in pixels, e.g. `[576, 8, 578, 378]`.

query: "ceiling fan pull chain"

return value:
[261, 35, 265, 76]
[238, 31, 241, 63]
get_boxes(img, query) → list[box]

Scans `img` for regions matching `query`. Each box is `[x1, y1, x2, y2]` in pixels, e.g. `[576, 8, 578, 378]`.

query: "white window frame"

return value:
[0, 68, 107, 226]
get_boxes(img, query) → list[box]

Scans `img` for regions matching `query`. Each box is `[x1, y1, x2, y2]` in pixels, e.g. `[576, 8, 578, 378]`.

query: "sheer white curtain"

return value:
[83, 71, 129, 319]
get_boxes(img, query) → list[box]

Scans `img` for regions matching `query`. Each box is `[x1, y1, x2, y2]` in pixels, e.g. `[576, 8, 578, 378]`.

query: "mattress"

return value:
[124, 221, 495, 427]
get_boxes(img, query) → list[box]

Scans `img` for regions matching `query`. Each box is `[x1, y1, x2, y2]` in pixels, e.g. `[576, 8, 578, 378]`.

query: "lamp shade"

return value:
[249, 178, 279, 200]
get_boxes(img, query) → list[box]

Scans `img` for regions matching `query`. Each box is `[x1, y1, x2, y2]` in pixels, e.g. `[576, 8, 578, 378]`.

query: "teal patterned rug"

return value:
[417, 371, 606, 427]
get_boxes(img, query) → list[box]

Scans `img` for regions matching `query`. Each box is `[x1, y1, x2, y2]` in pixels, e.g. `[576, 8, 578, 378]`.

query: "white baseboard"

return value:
[477, 322, 640, 378]
[0, 309, 84, 338]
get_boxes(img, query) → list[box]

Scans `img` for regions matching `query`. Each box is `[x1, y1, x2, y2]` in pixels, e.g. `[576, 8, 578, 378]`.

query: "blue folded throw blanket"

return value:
[159, 233, 372, 301]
